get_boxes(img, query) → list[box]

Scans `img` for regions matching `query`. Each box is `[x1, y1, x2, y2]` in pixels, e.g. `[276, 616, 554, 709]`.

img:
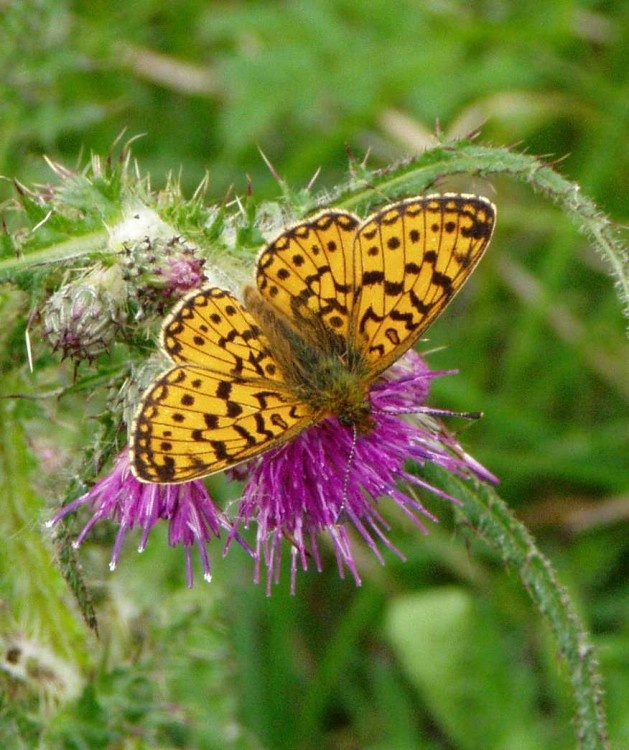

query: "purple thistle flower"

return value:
[230, 351, 497, 595]
[46, 448, 241, 587]
[159, 254, 206, 296]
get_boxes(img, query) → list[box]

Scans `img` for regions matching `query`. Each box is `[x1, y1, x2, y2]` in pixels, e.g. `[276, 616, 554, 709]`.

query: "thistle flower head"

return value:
[230, 351, 496, 594]
[47, 449, 244, 586]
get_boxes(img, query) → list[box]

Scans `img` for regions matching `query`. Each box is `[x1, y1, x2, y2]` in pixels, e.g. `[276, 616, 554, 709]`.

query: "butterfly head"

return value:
[336, 400, 375, 435]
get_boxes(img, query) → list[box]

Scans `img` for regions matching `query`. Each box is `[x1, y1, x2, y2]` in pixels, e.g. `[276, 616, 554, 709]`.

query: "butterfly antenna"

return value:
[338, 425, 358, 523]
[422, 407, 483, 420]
[372, 405, 483, 421]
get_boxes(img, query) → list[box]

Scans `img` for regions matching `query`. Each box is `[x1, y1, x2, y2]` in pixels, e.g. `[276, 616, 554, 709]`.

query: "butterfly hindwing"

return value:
[131, 364, 312, 482]
[351, 194, 496, 375]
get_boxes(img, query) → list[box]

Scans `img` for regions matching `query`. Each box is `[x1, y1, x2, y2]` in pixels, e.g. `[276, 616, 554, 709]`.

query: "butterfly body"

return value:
[243, 286, 374, 432]
[131, 194, 496, 483]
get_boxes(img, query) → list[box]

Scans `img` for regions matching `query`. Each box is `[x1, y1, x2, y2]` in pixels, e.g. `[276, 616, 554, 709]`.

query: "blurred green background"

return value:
[1, 1, 628, 748]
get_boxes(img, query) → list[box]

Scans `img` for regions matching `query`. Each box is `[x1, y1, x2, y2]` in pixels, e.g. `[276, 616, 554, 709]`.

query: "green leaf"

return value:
[386, 587, 544, 750]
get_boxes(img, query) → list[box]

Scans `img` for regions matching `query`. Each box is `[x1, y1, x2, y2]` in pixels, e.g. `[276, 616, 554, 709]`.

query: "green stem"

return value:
[0, 229, 108, 275]
[423, 463, 609, 750]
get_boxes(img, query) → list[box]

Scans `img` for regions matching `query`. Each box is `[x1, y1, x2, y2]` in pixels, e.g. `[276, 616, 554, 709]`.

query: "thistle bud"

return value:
[42, 265, 126, 362]
[121, 235, 206, 316]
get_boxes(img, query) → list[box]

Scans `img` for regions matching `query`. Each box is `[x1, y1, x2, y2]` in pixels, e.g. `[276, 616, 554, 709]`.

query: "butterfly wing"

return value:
[160, 287, 284, 381]
[255, 211, 360, 338]
[351, 194, 496, 376]
[130, 287, 313, 483]
[131, 364, 311, 483]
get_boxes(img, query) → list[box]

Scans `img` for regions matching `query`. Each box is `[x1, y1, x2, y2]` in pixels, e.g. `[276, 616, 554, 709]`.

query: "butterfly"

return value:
[130, 193, 496, 483]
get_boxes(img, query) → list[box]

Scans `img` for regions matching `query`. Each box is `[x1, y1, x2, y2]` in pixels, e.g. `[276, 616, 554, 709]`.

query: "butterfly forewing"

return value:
[351, 194, 496, 376]
[256, 211, 359, 338]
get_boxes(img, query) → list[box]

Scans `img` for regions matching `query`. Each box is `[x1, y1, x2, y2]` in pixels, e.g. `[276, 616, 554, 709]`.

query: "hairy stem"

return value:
[333, 142, 629, 325]
[424, 463, 609, 750]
